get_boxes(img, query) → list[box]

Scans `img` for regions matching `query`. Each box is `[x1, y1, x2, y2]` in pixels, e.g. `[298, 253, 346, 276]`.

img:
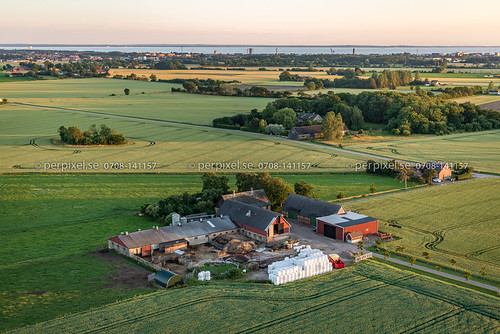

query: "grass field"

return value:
[0, 172, 417, 332]
[345, 129, 500, 174]
[454, 94, 500, 105]
[345, 178, 500, 281]
[0, 78, 272, 126]
[11, 261, 500, 334]
[0, 104, 373, 174]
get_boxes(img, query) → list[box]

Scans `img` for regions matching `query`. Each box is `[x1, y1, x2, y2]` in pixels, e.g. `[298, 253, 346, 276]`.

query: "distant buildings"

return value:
[288, 125, 323, 140]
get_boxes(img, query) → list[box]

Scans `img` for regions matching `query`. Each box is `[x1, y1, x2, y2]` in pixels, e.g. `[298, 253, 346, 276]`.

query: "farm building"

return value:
[218, 200, 290, 242]
[154, 270, 183, 288]
[216, 189, 271, 211]
[316, 211, 378, 241]
[297, 112, 323, 125]
[345, 231, 363, 243]
[108, 216, 239, 256]
[422, 161, 452, 180]
[281, 193, 346, 226]
[288, 125, 323, 140]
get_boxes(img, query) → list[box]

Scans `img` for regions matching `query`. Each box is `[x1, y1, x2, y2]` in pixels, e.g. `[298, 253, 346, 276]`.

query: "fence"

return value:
[129, 253, 162, 271]
[208, 239, 226, 250]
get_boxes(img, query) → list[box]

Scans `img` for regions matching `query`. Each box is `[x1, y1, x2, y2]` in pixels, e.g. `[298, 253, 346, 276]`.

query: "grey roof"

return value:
[317, 211, 377, 228]
[282, 193, 345, 218]
[110, 216, 237, 249]
[218, 199, 281, 231]
[298, 113, 322, 122]
[290, 125, 322, 135]
[178, 216, 238, 237]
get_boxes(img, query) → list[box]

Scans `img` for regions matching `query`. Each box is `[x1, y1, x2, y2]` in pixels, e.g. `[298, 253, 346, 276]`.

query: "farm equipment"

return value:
[379, 233, 392, 240]
[328, 254, 345, 269]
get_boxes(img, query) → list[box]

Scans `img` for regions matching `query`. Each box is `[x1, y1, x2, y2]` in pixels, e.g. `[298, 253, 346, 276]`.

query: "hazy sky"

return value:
[2, 0, 499, 45]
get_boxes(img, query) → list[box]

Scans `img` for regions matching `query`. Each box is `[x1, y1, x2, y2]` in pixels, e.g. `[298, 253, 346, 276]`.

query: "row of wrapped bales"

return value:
[197, 271, 211, 281]
[268, 246, 332, 285]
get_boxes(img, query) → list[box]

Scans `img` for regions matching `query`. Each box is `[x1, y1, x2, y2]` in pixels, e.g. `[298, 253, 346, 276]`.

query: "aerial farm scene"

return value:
[0, 1, 499, 333]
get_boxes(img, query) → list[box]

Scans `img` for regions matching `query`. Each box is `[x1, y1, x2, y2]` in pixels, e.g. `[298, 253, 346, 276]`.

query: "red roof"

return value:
[108, 235, 127, 248]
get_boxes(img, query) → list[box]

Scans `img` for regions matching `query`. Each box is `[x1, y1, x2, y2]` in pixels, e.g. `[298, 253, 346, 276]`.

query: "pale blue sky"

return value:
[2, 0, 499, 45]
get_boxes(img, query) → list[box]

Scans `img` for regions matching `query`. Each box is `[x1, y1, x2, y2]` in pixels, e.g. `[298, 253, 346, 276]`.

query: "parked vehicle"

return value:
[432, 178, 442, 183]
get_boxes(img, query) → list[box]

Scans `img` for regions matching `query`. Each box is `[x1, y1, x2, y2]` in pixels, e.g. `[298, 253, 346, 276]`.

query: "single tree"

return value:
[464, 271, 472, 281]
[409, 256, 416, 268]
[149, 74, 157, 82]
[357, 241, 364, 253]
[395, 245, 406, 257]
[369, 183, 377, 194]
[396, 162, 412, 189]
[294, 181, 318, 198]
[480, 267, 487, 279]
[272, 108, 297, 129]
[336, 191, 344, 199]
[375, 239, 382, 251]
[487, 81, 495, 91]
[422, 251, 430, 260]
[322, 112, 344, 140]
[384, 250, 391, 262]
[124, 88, 130, 95]
[450, 258, 457, 271]
[436, 265, 441, 272]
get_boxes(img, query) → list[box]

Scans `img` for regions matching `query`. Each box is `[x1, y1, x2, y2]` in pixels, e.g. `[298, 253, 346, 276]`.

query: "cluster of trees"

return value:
[322, 112, 345, 140]
[326, 67, 365, 76]
[141, 172, 318, 222]
[153, 60, 188, 70]
[433, 86, 483, 99]
[141, 173, 231, 222]
[279, 71, 304, 81]
[304, 70, 413, 90]
[20, 61, 114, 79]
[263, 90, 499, 135]
[58, 124, 126, 145]
[171, 79, 292, 98]
[113, 73, 158, 81]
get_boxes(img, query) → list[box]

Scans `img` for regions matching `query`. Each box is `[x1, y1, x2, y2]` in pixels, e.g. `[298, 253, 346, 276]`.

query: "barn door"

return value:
[323, 224, 336, 239]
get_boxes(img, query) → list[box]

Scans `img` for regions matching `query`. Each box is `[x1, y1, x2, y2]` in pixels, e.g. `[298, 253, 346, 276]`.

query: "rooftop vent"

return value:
[120, 232, 124, 235]
[246, 210, 251, 217]
[125, 231, 129, 236]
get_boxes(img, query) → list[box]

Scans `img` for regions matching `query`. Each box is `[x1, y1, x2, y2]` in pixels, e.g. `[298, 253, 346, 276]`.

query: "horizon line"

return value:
[1, 43, 500, 48]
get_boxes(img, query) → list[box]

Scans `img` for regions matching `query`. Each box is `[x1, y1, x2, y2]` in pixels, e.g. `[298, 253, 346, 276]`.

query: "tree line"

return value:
[171, 79, 292, 98]
[58, 124, 126, 145]
[141, 172, 318, 222]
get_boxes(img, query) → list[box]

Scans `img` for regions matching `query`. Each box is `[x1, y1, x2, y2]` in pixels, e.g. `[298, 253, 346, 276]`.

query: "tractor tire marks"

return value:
[76, 277, 373, 334]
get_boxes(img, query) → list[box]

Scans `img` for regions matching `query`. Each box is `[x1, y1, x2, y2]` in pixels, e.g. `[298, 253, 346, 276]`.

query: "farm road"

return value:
[9, 101, 499, 178]
[371, 252, 499, 292]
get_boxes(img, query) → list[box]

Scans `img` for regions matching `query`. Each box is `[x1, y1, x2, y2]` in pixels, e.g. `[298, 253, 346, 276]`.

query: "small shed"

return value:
[154, 270, 183, 288]
[346, 231, 363, 243]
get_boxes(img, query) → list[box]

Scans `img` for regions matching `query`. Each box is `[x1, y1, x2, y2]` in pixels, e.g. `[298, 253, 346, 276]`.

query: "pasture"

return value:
[345, 178, 500, 281]
[345, 129, 500, 174]
[11, 261, 500, 334]
[454, 94, 500, 105]
[0, 78, 272, 126]
[0, 104, 371, 174]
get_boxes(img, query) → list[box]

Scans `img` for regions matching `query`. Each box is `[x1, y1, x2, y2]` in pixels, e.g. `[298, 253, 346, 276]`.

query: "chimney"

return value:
[250, 187, 254, 195]
[137, 229, 141, 231]
[125, 231, 129, 236]
[233, 190, 236, 198]
[155, 226, 159, 230]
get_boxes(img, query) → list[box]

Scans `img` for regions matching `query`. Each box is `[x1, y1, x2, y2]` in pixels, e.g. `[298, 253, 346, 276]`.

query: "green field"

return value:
[11, 261, 500, 334]
[0, 78, 273, 126]
[0, 172, 414, 331]
[0, 104, 373, 174]
[345, 129, 500, 174]
[345, 178, 500, 281]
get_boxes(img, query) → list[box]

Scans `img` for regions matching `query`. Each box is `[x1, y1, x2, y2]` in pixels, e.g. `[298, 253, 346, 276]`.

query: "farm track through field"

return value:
[74, 276, 376, 334]
[400, 308, 465, 334]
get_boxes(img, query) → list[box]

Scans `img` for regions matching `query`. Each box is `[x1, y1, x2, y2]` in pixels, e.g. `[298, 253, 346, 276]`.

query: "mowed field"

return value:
[0, 104, 370, 174]
[0, 78, 272, 126]
[12, 261, 500, 334]
[345, 129, 500, 174]
[346, 178, 500, 281]
[0, 172, 420, 332]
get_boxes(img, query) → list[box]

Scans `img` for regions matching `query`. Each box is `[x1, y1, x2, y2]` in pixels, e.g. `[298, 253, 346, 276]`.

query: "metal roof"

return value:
[218, 199, 281, 231]
[109, 216, 237, 249]
[318, 211, 377, 228]
[282, 193, 345, 218]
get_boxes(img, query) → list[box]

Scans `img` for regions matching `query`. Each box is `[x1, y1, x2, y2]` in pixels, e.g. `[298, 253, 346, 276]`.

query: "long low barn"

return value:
[316, 211, 378, 242]
[108, 216, 239, 257]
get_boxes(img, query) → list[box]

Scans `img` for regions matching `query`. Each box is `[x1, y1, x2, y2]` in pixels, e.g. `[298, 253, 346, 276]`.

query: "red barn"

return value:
[316, 212, 378, 242]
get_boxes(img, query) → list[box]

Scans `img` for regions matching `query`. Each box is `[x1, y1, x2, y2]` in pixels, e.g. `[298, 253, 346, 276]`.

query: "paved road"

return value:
[371, 252, 499, 292]
[10, 101, 499, 179]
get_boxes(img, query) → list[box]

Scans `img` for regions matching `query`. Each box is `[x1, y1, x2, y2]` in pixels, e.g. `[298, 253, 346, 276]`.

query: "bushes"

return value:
[58, 124, 126, 145]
